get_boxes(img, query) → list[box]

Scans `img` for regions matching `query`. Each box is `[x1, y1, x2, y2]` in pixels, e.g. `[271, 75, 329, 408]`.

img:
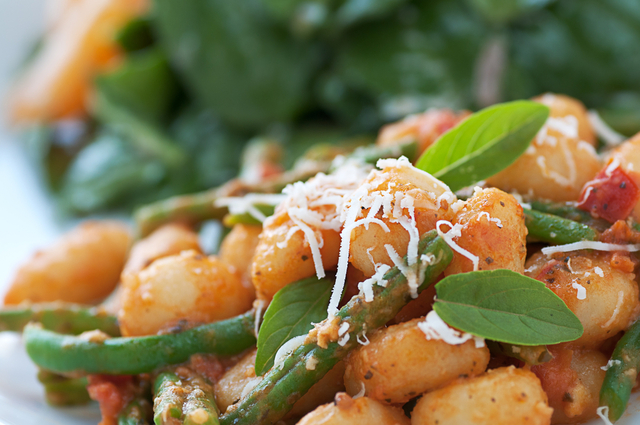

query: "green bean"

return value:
[599, 319, 640, 422]
[182, 377, 220, 425]
[524, 209, 598, 245]
[0, 302, 120, 336]
[153, 372, 184, 425]
[37, 370, 91, 406]
[24, 311, 255, 375]
[152, 369, 220, 425]
[220, 231, 452, 425]
[119, 398, 153, 425]
[529, 199, 611, 231]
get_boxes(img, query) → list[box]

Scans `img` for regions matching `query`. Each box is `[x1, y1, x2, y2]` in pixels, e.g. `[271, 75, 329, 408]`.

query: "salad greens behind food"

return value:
[25, 0, 640, 214]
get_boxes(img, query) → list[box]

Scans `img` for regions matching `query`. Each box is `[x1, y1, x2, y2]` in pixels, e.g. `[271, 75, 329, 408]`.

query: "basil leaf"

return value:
[416, 100, 549, 192]
[255, 277, 333, 375]
[434, 269, 583, 345]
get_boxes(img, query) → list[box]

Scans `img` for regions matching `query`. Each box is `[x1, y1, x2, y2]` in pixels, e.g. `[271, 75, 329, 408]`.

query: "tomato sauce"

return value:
[578, 165, 640, 223]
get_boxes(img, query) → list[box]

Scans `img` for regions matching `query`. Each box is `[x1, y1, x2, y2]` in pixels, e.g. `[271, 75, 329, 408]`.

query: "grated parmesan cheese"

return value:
[542, 241, 640, 256]
[436, 220, 479, 271]
[477, 211, 503, 228]
[353, 381, 366, 399]
[356, 331, 370, 346]
[418, 310, 485, 348]
[215, 194, 287, 222]
[241, 377, 262, 398]
[603, 291, 625, 329]
[273, 335, 307, 370]
[588, 110, 625, 147]
[601, 359, 622, 371]
[277, 161, 372, 283]
[571, 281, 587, 300]
[596, 406, 614, 425]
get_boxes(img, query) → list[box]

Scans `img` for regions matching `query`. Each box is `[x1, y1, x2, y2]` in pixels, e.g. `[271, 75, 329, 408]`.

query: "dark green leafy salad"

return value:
[11, 0, 640, 214]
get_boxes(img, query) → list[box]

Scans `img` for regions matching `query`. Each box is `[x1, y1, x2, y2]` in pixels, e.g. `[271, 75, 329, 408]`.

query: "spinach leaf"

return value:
[434, 269, 583, 346]
[95, 48, 179, 124]
[466, 0, 555, 24]
[416, 100, 548, 192]
[59, 131, 166, 213]
[154, 0, 320, 129]
[336, 0, 486, 120]
[255, 277, 333, 375]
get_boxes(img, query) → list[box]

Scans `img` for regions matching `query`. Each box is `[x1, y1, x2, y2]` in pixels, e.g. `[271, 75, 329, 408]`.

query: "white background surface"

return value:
[0, 1, 101, 423]
[0, 2, 640, 425]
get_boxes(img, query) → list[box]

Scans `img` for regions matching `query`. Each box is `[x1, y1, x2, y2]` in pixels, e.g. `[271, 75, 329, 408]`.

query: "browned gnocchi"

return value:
[4, 221, 131, 305]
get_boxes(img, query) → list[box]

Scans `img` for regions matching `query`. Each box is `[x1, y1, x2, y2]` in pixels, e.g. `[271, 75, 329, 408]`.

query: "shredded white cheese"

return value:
[356, 331, 370, 346]
[477, 211, 503, 228]
[338, 333, 350, 346]
[241, 377, 262, 398]
[277, 162, 371, 284]
[358, 264, 391, 302]
[588, 110, 626, 146]
[436, 220, 479, 271]
[594, 266, 604, 277]
[418, 310, 485, 348]
[328, 158, 454, 316]
[542, 241, 640, 256]
[215, 194, 286, 222]
[273, 335, 307, 370]
[338, 322, 350, 337]
[571, 281, 587, 300]
[353, 381, 366, 399]
[603, 291, 625, 329]
[596, 406, 615, 425]
[601, 359, 622, 371]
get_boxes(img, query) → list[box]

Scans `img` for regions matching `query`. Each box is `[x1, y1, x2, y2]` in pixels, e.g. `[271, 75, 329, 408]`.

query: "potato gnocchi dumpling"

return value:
[4, 221, 131, 305]
[411, 367, 553, 425]
[297, 393, 410, 425]
[119, 250, 254, 336]
[525, 251, 640, 349]
[344, 317, 489, 404]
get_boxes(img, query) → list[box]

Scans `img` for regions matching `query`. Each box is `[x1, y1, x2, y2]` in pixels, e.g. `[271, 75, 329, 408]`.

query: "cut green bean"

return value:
[524, 209, 598, 245]
[152, 369, 220, 425]
[599, 320, 640, 422]
[37, 369, 91, 406]
[0, 302, 120, 336]
[24, 311, 255, 375]
[529, 199, 610, 230]
[182, 378, 220, 425]
[153, 372, 184, 425]
[119, 398, 153, 425]
[220, 231, 452, 425]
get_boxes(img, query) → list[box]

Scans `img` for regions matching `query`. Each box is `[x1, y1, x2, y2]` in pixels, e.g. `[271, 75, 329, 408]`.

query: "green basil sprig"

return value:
[434, 269, 583, 346]
[416, 100, 549, 192]
[255, 277, 333, 376]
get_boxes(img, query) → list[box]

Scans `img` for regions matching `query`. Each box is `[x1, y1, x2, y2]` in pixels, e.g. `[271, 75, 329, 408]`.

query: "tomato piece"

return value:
[577, 164, 640, 223]
[87, 375, 135, 425]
